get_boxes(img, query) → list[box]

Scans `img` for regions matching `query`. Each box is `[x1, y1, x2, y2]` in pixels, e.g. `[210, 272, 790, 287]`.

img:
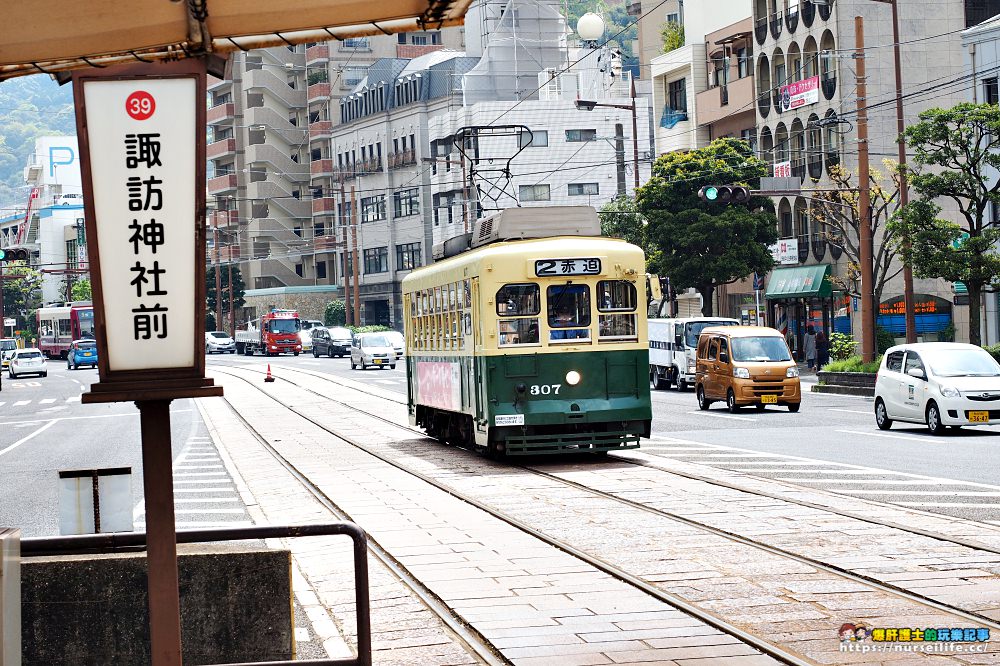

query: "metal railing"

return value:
[22, 523, 372, 666]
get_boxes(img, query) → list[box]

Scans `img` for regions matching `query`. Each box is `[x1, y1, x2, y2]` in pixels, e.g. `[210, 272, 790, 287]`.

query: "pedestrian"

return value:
[804, 325, 817, 370]
[816, 329, 829, 369]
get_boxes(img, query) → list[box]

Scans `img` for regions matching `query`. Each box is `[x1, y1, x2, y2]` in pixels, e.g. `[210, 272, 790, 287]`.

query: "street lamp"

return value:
[575, 77, 641, 190]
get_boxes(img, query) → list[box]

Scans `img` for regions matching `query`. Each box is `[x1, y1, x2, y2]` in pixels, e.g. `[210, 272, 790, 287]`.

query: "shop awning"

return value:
[765, 264, 833, 299]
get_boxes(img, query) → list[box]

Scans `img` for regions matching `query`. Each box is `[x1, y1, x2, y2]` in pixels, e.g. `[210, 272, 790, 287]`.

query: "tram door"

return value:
[471, 279, 485, 430]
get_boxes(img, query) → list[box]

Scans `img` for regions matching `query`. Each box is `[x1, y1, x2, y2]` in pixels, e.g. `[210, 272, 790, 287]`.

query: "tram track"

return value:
[209, 363, 1000, 662]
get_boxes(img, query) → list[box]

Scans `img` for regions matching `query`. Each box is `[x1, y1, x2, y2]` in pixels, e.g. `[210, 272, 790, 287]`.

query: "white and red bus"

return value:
[36, 302, 95, 358]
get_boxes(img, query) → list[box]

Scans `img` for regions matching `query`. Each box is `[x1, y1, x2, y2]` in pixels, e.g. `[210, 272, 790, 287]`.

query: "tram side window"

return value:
[58, 318, 72, 338]
[496, 283, 540, 346]
[547, 284, 590, 342]
[597, 280, 638, 340]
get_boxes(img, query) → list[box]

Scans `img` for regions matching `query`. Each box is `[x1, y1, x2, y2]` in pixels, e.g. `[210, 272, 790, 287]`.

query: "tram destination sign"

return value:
[535, 257, 602, 277]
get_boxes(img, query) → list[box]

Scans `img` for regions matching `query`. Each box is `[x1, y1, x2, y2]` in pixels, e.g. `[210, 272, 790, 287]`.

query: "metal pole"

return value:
[340, 180, 352, 326]
[887, 0, 917, 343]
[227, 259, 235, 337]
[856, 16, 875, 363]
[351, 185, 361, 327]
[138, 399, 182, 666]
[614, 124, 626, 198]
[630, 76, 640, 190]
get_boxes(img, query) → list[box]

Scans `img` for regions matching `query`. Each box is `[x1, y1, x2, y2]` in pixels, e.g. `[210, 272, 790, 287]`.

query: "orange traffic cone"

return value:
[264, 364, 275, 383]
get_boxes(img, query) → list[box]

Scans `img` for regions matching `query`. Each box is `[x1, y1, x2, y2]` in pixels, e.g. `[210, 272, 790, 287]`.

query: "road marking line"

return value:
[835, 490, 1000, 496]
[775, 478, 944, 485]
[729, 468, 912, 474]
[135, 521, 254, 528]
[172, 487, 235, 493]
[174, 465, 224, 470]
[0, 420, 58, 459]
[663, 453, 773, 458]
[38, 398, 56, 404]
[829, 408, 872, 415]
[173, 479, 236, 484]
[685, 410, 757, 422]
[165, 508, 246, 515]
[173, 498, 241, 504]
[896, 502, 1000, 508]
[13, 400, 29, 407]
[837, 429, 935, 443]
[65, 396, 80, 402]
[173, 472, 228, 477]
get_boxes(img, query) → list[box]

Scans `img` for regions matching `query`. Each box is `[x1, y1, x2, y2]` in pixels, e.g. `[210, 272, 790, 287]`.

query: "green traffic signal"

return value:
[703, 186, 718, 201]
[0, 249, 6, 261]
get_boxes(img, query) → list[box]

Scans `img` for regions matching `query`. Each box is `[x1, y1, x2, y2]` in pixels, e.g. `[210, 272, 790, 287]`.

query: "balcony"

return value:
[313, 197, 337, 215]
[314, 234, 343, 252]
[754, 17, 768, 45]
[626, 1, 641, 16]
[311, 158, 334, 177]
[334, 164, 356, 182]
[305, 44, 329, 64]
[696, 76, 754, 126]
[791, 162, 806, 181]
[797, 235, 809, 263]
[206, 137, 236, 160]
[217, 245, 241, 262]
[388, 150, 416, 169]
[821, 75, 836, 100]
[785, 7, 798, 33]
[309, 120, 333, 140]
[209, 209, 238, 229]
[769, 11, 782, 40]
[245, 69, 305, 108]
[207, 173, 237, 195]
[802, 0, 815, 26]
[357, 157, 381, 174]
[207, 102, 234, 125]
[660, 107, 688, 129]
[307, 82, 330, 103]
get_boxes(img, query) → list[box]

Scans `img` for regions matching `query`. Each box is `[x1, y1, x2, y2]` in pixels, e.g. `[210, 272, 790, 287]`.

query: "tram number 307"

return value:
[530, 384, 562, 395]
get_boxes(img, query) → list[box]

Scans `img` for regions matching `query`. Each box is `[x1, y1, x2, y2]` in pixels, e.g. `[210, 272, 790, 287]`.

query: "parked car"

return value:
[384, 331, 405, 358]
[875, 342, 1000, 435]
[205, 331, 237, 354]
[67, 339, 98, 369]
[298, 320, 324, 352]
[313, 326, 354, 358]
[695, 326, 801, 413]
[350, 333, 396, 370]
[9, 348, 47, 378]
[0, 338, 17, 368]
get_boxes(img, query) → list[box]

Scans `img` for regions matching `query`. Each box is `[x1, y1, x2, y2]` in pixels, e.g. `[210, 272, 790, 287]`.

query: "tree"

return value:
[660, 21, 684, 53]
[598, 195, 655, 263]
[206, 264, 247, 316]
[71, 278, 92, 301]
[812, 161, 903, 309]
[324, 300, 346, 326]
[637, 138, 778, 316]
[6, 262, 42, 332]
[890, 103, 1000, 345]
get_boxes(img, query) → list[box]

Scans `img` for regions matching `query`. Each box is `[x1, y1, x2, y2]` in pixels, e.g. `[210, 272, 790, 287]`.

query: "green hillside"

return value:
[0, 75, 76, 211]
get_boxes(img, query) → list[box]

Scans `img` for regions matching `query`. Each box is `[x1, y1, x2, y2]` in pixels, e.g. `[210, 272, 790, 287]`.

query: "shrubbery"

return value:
[828, 332, 856, 361]
[822, 355, 882, 374]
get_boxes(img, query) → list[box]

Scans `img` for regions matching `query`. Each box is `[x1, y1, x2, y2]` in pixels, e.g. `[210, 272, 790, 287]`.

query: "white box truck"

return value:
[649, 317, 739, 390]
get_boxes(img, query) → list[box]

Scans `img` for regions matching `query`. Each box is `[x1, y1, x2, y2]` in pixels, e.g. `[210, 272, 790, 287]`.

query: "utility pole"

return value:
[228, 259, 235, 337]
[351, 184, 361, 326]
[614, 124, 626, 197]
[213, 222, 222, 332]
[341, 180, 352, 326]
[630, 76, 640, 189]
[885, 0, 917, 343]
[856, 16, 875, 363]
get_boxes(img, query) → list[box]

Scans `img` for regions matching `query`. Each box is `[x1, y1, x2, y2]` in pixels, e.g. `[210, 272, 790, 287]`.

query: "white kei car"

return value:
[9, 348, 47, 379]
[874, 342, 1000, 435]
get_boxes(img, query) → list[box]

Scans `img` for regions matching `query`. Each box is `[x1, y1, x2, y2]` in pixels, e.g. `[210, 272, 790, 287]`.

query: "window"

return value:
[316, 261, 327, 279]
[342, 37, 369, 49]
[708, 338, 719, 361]
[396, 242, 421, 271]
[904, 352, 925, 375]
[295, 263, 303, 277]
[361, 195, 386, 222]
[519, 129, 548, 148]
[519, 184, 550, 202]
[737, 48, 751, 78]
[497, 284, 540, 346]
[596, 280, 637, 340]
[363, 246, 389, 274]
[548, 284, 590, 342]
[568, 183, 599, 196]
[393, 188, 420, 217]
[668, 78, 687, 112]
[432, 32, 442, 45]
[565, 129, 597, 142]
[986, 77, 999, 105]
[886, 351, 904, 373]
[411, 33, 428, 45]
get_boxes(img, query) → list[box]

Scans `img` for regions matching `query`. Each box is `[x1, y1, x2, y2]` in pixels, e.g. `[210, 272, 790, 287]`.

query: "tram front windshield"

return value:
[77, 309, 95, 338]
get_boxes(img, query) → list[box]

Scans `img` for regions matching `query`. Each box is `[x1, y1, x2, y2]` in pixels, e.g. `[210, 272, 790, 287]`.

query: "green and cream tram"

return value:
[402, 206, 652, 456]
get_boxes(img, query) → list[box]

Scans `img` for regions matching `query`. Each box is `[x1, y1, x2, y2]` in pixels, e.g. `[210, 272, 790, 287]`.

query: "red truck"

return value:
[235, 309, 302, 356]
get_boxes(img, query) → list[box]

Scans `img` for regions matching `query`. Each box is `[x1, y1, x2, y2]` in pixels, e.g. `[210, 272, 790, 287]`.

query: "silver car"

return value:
[350, 333, 397, 370]
[205, 331, 236, 354]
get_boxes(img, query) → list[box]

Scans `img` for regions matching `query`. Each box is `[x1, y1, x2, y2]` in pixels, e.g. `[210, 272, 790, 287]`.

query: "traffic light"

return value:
[0, 248, 30, 263]
[698, 185, 752, 205]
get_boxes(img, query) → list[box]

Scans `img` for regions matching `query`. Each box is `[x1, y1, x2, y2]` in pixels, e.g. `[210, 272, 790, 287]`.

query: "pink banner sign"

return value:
[416, 361, 461, 411]
[779, 75, 819, 112]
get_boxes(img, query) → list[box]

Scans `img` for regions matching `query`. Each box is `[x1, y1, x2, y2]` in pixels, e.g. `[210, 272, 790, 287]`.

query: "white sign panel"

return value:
[769, 238, 799, 265]
[3, 319, 14, 327]
[773, 161, 792, 178]
[83, 79, 196, 371]
[495, 414, 525, 426]
[534, 258, 602, 277]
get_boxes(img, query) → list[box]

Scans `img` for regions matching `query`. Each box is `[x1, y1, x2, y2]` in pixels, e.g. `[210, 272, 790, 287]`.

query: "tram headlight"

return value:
[566, 370, 581, 386]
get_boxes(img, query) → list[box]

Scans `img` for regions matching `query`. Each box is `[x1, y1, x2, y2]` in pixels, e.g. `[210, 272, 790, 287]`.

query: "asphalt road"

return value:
[207, 350, 1000, 525]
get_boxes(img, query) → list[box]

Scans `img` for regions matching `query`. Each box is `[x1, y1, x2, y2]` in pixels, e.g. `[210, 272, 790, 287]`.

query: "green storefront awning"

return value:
[765, 264, 833, 299]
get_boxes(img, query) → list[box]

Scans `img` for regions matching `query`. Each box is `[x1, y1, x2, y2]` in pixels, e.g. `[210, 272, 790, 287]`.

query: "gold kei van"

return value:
[695, 326, 801, 413]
